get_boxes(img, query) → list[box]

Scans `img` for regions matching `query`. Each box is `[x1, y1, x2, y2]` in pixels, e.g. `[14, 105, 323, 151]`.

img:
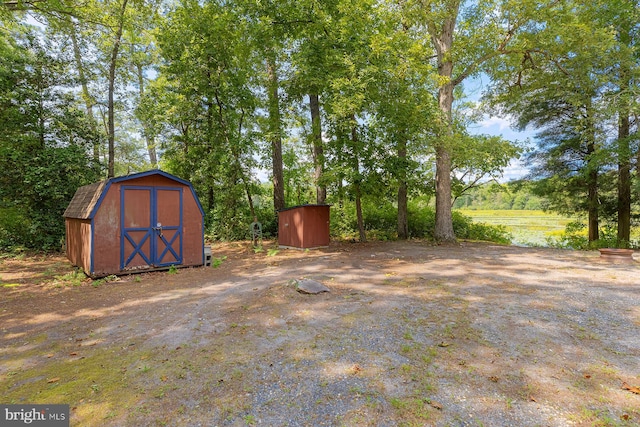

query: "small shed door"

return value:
[121, 186, 183, 270]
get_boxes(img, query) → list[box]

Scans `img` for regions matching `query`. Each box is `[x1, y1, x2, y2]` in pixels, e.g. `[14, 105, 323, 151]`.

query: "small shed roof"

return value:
[63, 170, 201, 220]
[63, 180, 107, 220]
[277, 204, 331, 212]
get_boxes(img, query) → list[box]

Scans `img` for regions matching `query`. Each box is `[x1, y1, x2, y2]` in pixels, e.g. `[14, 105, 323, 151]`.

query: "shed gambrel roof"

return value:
[63, 170, 203, 220]
[63, 180, 107, 220]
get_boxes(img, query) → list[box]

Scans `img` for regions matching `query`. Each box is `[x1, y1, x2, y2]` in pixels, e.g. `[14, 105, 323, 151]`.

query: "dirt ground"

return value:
[1, 240, 639, 426]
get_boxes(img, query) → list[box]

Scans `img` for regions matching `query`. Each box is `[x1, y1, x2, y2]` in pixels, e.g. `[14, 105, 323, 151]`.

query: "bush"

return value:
[407, 203, 435, 238]
[330, 203, 357, 240]
[206, 206, 278, 242]
[0, 207, 30, 251]
[546, 221, 589, 249]
[329, 198, 511, 244]
[0, 145, 100, 252]
[548, 221, 639, 250]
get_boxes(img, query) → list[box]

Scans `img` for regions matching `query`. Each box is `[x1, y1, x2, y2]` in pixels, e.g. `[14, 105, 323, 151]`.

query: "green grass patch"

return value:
[0, 346, 146, 424]
[50, 270, 86, 287]
[212, 256, 227, 268]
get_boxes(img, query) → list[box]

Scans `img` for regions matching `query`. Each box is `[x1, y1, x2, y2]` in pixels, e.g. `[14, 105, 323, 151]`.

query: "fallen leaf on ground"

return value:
[622, 382, 640, 394]
[621, 414, 630, 421]
[47, 377, 60, 383]
[529, 396, 537, 402]
[69, 352, 78, 356]
[437, 342, 451, 347]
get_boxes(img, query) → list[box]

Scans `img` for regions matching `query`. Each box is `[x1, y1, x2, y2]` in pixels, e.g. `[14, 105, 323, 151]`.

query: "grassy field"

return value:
[458, 209, 575, 247]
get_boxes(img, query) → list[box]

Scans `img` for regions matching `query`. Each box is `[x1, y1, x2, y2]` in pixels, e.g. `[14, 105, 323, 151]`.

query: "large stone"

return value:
[294, 279, 330, 294]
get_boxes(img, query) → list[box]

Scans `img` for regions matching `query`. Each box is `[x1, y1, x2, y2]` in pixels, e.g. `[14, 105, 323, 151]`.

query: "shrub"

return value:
[330, 198, 511, 244]
[205, 204, 278, 242]
[548, 221, 639, 250]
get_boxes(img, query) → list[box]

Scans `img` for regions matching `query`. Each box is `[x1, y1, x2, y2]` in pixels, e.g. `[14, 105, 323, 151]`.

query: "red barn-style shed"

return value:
[278, 204, 330, 249]
[64, 170, 205, 277]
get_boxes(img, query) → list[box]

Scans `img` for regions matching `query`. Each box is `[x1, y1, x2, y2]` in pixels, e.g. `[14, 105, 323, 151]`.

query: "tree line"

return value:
[452, 182, 543, 211]
[0, 0, 638, 250]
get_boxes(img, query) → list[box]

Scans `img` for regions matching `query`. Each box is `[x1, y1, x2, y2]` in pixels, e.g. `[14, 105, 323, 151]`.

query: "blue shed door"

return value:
[121, 186, 183, 271]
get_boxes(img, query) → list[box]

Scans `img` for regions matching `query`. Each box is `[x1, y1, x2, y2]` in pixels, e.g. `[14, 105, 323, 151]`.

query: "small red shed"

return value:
[278, 204, 330, 249]
[64, 170, 205, 277]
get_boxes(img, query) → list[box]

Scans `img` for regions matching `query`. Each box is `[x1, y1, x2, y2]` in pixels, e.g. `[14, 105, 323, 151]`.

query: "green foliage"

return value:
[282, 139, 315, 207]
[483, 0, 640, 244]
[451, 134, 523, 199]
[455, 215, 512, 245]
[330, 197, 510, 244]
[548, 221, 639, 250]
[212, 256, 227, 268]
[157, 0, 262, 241]
[0, 207, 29, 250]
[0, 28, 101, 251]
[203, 189, 277, 241]
[329, 203, 357, 240]
[546, 221, 590, 250]
[453, 181, 543, 210]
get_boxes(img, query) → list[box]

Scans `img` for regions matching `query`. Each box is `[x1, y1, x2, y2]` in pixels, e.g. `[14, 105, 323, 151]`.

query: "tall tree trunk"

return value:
[337, 148, 344, 208]
[207, 186, 214, 213]
[267, 53, 285, 213]
[434, 81, 456, 242]
[309, 93, 326, 204]
[355, 179, 365, 242]
[243, 174, 256, 219]
[430, 10, 458, 243]
[617, 26, 631, 245]
[585, 105, 599, 242]
[351, 120, 366, 242]
[618, 114, 631, 244]
[37, 70, 45, 148]
[587, 166, 599, 242]
[397, 138, 408, 239]
[213, 90, 255, 221]
[135, 62, 158, 167]
[69, 20, 100, 163]
[107, 0, 129, 178]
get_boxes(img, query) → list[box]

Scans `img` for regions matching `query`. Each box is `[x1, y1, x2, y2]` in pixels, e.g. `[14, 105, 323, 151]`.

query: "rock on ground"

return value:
[293, 278, 330, 294]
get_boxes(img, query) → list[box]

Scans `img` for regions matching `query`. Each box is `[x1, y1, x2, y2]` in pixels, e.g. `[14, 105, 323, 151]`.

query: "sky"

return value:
[464, 76, 535, 183]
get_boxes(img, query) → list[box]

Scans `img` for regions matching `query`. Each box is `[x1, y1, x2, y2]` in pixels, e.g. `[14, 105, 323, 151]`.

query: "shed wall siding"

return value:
[92, 184, 121, 275]
[278, 205, 330, 249]
[302, 206, 330, 248]
[182, 190, 204, 265]
[65, 219, 92, 273]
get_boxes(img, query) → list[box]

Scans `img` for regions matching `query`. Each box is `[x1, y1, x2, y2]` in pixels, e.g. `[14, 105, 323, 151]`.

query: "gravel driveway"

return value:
[1, 241, 639, 426]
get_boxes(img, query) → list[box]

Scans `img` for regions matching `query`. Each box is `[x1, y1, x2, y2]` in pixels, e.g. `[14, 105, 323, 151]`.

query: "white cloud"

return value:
[478, 116, 511, 131]
[501, 159, 529, 182]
